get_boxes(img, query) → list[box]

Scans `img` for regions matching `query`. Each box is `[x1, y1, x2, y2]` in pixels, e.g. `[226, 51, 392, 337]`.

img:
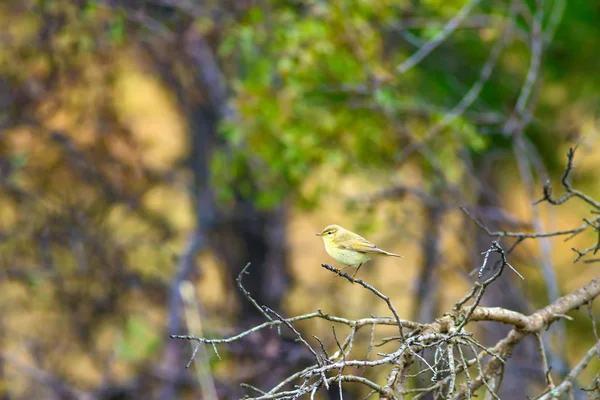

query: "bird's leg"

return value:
[338, 265, 352, 275]
[351, 263, 363, 280]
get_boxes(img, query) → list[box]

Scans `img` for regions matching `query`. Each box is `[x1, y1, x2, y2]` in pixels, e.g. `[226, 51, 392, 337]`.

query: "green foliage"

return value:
[210, 0, 600, 209]
[109, 11, 126, 45]
[11, 152, 29, 169]
[213, 1, 538, 207]
[215, 4, 410, 206]
[117, 316, 161, 362]
[83, 0, 98, 20]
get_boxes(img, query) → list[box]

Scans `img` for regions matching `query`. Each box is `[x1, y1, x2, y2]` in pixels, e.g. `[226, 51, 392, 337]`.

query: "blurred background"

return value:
[0, 0, 599, 399]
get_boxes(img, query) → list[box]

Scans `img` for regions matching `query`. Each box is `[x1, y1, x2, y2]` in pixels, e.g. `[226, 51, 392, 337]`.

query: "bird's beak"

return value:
[315, 232, 322, 236]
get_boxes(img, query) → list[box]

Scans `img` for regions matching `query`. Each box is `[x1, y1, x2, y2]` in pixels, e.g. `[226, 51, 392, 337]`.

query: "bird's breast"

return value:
[325, 244, 372, 266]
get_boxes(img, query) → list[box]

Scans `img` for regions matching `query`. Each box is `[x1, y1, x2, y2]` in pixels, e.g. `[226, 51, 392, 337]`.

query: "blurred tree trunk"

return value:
[156, 25, 291, 399]
[472, 162, 543, 398]
[180, 25, 291, 323]
[411, 192, 444, 400]
[412, 197, 444, 323]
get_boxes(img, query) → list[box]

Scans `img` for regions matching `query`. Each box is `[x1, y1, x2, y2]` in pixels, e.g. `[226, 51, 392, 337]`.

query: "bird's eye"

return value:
[328, 232, 332, 235]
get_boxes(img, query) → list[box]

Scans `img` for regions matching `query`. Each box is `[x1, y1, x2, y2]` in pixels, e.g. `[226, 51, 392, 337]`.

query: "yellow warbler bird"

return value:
[316, 224, 403, 279]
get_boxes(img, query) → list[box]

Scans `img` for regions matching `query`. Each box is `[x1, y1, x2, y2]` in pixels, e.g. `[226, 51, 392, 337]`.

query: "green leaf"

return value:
[83, 0, 98, 20]
[374, 86, 399, 110]
[109, 12, 126, 45]
[11, 153, 29, 169]
[117, 316, 160, 362]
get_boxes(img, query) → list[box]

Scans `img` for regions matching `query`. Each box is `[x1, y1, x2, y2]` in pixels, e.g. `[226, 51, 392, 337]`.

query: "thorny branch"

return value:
[462, 144, 600, 263]
[166, 148, 600, 399]
[170, 255, 600, 399]
[534, 343, 599, 400]
[320, 263, 406, 340]
[533, 143, 600, 210]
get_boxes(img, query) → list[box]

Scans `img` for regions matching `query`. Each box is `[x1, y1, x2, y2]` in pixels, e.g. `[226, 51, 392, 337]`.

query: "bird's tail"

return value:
[387, 251, 404, 258]
[378, 249, 404, 258]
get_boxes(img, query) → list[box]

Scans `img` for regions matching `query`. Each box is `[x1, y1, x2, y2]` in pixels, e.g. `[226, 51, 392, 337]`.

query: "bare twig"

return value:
[321, 263, 407, 340]
[237, 263, 273, 321]
[503, 0, 544, 135]
[461, 206, 594, 240]
[535, 343, 600, 400]
[446, 344, 456, 398]
[395, 0, 517, 164]
[396, 0, 482, 74]
[533, 144, 600, 210]
[455, 241, 522, 333]
[453, 276, 600, 399]
[536, 333, 555, 389]
[169, 192, 600, 400]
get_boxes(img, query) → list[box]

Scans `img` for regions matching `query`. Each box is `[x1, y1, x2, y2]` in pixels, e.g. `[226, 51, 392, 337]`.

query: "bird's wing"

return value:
[338, 234, 402, 257]
[339, 235, 386, 254]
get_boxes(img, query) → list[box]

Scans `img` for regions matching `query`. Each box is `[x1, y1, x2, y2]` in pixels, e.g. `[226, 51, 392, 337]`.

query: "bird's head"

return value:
[316, 225, 342, 244]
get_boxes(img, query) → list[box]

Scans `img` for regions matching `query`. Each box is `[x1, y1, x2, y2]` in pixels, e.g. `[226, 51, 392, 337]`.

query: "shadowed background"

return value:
[0, 0, 599, 399]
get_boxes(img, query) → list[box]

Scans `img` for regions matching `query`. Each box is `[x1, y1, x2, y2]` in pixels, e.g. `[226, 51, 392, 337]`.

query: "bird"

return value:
[316, 224, 403, 279]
